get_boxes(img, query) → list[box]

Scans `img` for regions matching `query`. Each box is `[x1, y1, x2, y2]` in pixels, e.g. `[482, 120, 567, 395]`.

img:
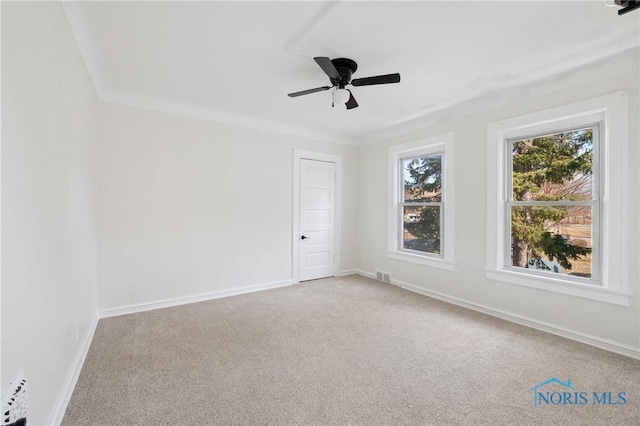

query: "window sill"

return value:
[485, 268, 631, 306]
[388, 251, 456, 271]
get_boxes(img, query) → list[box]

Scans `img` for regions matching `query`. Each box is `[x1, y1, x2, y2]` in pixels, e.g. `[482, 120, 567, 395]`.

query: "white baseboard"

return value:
[354, 271, 640, 360]
[395, 279, 640, 360]
[48, 313, 99, 426]
[99, 279, 294, 318]
[338, 269, 358, 276]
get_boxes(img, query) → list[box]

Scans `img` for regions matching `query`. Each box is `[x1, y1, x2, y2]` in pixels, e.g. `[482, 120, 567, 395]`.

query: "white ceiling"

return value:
[63, 1, 639, 145]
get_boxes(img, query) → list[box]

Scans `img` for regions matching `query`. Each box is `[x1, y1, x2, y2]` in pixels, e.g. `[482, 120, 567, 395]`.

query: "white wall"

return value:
[357, 48, 640, 353]
[1, 3, 637, 422]
[97, 102, 358, 310]
[1, 2, 99, 425]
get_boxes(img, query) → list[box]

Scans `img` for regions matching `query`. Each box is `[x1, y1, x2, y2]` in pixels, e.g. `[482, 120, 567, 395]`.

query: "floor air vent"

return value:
[375, 271, 391, 284]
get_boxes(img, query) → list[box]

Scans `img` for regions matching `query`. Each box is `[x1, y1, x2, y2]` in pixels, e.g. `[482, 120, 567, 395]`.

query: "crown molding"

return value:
[63, 2, 638, 149]
[62, 1, 109, 100]
[356, 46, 640, 146]
[63, 2, 356, 146]
[100, 87, 358, 146]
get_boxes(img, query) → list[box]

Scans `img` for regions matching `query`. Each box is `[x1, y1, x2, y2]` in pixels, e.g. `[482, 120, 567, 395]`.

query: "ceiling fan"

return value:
[287, 57, 401, 110]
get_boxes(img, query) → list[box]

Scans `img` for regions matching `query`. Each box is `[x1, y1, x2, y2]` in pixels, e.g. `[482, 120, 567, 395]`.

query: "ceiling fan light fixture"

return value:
[333, 88, 351, 105]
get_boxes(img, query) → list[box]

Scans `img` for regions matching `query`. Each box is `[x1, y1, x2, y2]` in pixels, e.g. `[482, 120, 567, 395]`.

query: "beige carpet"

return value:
[63, 275, 640, 425]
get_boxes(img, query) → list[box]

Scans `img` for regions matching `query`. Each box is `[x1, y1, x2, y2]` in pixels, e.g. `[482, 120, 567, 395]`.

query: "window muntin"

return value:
[399, 154, 443, 256]
[505, 125, 600, 283]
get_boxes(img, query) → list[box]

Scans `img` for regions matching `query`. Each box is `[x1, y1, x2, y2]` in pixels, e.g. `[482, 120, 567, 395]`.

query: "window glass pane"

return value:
[403, 206, 440, 254]
[510, 205, 592, 278]
[512, 128, 593, 202]
[403, 154, 442, 202]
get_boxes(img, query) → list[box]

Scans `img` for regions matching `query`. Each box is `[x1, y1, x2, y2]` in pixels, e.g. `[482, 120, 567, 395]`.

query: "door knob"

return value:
[301, 235, 309, 240]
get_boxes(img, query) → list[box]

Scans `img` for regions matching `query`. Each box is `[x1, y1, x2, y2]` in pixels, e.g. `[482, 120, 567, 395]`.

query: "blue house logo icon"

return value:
[529, 378, 575, 407]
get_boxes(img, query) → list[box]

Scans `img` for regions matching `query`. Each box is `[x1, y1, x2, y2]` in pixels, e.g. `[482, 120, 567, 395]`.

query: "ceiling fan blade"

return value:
[314, 57, 341, 81]
[345, 90, 358, 110]
[351, 73, 401, 87]
[287, 86, 331, 98]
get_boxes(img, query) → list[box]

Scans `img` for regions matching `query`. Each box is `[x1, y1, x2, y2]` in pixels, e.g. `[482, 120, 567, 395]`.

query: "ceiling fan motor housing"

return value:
[330, 58, 358, 87]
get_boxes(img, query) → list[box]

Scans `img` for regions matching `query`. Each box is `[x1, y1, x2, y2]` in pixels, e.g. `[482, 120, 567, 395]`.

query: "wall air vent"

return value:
[2, 371, 27, 426]
[375, 270, 391, 284]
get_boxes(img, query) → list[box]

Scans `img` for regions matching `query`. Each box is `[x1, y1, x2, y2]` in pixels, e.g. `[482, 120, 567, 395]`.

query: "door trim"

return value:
[292, 150, 342, 284]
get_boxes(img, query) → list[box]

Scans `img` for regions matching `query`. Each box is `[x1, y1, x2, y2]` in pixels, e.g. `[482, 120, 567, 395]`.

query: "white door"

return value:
[299, 159, 335, 281]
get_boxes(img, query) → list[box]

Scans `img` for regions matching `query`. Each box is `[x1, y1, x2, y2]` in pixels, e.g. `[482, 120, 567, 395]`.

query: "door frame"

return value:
[292, 150, 342, 284]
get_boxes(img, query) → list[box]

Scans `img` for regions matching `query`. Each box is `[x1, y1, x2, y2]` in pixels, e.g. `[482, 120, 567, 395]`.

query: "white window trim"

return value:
[486, 92, 631, 306]
[388, 132, 455, 271]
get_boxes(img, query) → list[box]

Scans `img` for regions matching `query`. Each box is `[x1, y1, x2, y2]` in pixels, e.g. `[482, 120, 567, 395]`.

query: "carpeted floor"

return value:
[63, 275, 640, 425]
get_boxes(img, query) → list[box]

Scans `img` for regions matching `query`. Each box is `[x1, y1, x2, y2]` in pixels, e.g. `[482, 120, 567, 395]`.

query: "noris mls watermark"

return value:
[529, 378, 628, 408]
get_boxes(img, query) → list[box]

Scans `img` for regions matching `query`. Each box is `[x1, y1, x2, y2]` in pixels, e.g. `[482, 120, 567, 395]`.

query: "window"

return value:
[388, 133, 455, 270]
[401, 153, 443, 255]
[507, 126, 599, 282]
[486, 92, 631, 305]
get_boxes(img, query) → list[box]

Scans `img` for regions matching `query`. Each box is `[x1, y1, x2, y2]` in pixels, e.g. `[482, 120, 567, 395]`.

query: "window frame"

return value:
[486, 92, 631, 306]
[399, 152, 444, 258]
[504, 124, 601, 284]
[388, 133, 455, 270]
